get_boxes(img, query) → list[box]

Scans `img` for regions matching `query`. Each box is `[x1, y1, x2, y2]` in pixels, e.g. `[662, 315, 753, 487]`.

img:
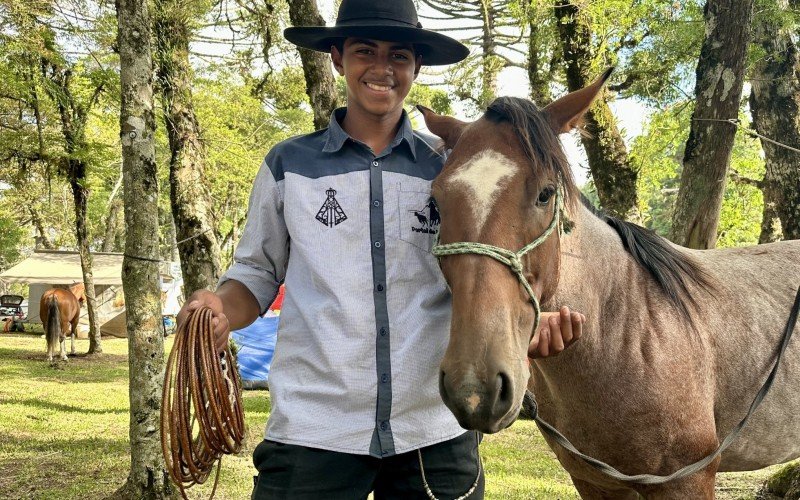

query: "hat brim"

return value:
[284, 25, 469, 66]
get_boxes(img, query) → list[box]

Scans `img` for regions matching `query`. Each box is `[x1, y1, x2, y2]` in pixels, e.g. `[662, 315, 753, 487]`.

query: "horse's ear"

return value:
[416, 105, 469, 150]
[543, 67, 614, 134]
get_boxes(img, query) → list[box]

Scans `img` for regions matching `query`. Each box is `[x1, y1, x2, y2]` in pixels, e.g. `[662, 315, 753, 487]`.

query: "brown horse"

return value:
[40, 283, 85, 362]
[419, 72, 800, 499]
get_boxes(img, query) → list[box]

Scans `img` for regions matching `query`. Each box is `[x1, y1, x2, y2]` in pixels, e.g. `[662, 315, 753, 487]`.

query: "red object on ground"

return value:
[269, 285, 285, 312]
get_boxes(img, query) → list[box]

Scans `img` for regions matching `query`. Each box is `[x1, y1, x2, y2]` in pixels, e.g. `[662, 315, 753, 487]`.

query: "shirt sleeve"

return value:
[218, 155, 288, 313]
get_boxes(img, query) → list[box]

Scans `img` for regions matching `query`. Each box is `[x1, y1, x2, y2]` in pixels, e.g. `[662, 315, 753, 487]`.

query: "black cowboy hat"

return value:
[284, 0, 469, 66]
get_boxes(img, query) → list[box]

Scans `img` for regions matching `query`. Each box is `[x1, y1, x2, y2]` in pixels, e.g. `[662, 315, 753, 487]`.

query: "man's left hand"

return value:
[528, 306, 585, 359]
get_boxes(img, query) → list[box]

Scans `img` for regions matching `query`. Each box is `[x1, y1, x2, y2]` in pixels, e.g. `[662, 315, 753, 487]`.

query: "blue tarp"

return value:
[231, 315, 278, 389]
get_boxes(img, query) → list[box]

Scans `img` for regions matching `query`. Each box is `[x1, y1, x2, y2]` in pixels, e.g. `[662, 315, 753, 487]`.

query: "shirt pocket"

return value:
[397, 183, 439, 252]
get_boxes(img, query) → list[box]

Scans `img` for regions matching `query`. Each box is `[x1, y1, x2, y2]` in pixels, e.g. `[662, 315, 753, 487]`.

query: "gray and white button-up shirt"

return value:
[221, 108, 462, 457]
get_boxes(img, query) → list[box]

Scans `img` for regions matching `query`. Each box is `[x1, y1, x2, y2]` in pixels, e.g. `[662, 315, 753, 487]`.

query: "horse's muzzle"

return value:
[439, 369, 518, 433]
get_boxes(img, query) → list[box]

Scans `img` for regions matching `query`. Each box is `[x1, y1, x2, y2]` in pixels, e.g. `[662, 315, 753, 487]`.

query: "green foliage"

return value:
[260, 66, 309, 109]
[630, 103, 690, 236]
[717, 115, 764, 248]
[194, 66, 312, 261]
[0, 207, 26, 270]
[407, 83, 453, 118]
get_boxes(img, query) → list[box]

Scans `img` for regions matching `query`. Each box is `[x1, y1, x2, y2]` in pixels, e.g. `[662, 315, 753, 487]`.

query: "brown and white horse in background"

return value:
[40, 282, 85, 362]
[419, 71, 800, 498]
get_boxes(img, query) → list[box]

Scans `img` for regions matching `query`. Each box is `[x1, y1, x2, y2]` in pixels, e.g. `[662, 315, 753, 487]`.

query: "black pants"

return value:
[251, 431, 484, 499]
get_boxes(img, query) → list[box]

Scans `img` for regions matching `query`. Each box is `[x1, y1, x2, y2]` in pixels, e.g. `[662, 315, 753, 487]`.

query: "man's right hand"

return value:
[177, 290, 231, 352]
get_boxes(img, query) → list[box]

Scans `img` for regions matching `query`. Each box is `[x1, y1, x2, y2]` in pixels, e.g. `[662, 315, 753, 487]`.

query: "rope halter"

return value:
[431, 189, 563, 336]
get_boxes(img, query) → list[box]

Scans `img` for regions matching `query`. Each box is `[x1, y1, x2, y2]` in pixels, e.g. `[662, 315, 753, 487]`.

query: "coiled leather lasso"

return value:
[161, 306, 245, 499]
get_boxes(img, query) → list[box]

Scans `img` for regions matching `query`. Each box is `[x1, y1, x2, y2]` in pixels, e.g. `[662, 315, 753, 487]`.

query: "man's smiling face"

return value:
[332, 37, 422, 119]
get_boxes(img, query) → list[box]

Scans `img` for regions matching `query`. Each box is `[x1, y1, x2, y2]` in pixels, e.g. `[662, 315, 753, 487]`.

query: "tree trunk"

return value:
[115, 0, 173, 494]
[155, 0, 222, 294]
[669, 0, 754, 249]
[29, 207, 54, 249]
[162, 206, 180, 263]
[286, 0, 339, 130]
[479, 0, 499, 108]
[749, 11, 800, 242]
[103, 198, 123, 252]
[44, 63, 103, 353]
[70, 171, 102, 353]
[528, 14, 553, 106]
[554, 1, 638, 219]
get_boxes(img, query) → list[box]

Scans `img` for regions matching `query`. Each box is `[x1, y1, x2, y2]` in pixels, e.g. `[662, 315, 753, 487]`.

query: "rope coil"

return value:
[161, 306, 245, 499]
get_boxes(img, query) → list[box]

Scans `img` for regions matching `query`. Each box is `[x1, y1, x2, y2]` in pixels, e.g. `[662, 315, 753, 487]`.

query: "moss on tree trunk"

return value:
[759, 462, 800, 499]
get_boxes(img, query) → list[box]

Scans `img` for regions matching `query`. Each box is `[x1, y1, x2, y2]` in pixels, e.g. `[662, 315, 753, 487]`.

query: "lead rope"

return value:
[432, 189, 800, 485]
[418, 446, 482, 500]
[532, 284, 800, 485]
[161, 306, 246, 499]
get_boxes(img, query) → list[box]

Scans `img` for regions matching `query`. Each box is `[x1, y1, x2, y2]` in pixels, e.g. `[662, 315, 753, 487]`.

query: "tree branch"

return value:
[729, 169, 765, 190]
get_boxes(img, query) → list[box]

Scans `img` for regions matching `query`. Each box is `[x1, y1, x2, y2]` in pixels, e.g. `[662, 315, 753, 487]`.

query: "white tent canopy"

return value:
[0, 250, 182, 338]
[1, 250, 125, 285]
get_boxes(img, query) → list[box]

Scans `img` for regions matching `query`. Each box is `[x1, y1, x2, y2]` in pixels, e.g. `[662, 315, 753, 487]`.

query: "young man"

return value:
[178, 0, 584, 497]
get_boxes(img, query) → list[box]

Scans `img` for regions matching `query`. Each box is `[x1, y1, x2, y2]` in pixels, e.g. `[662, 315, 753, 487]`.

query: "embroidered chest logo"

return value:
[316, 187, 348, 227]
[410, 197, 440, 234]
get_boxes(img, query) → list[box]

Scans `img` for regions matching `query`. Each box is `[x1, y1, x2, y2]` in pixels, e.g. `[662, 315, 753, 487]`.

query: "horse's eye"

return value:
[537, 187, 555, 206]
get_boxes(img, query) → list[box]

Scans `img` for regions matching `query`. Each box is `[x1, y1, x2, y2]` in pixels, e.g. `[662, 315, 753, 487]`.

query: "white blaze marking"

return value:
[467, 393, 481, 412]
[448, 150, 519, 230]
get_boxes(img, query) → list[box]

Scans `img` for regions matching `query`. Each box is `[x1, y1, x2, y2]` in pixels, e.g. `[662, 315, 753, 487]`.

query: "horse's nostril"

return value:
[497, 371, 512, 409]
[439, 370, 448, 401]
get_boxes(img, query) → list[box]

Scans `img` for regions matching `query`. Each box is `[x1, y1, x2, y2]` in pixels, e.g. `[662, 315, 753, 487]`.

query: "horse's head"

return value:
[70, 282, 86, 306]
[419, 69, 611, 433]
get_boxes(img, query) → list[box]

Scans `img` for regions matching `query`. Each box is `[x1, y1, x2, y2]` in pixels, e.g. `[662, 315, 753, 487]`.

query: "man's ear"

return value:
[543, 67, 614, 134]
[416, 105, 469, 149]
[413, 55, 422, 79]
[331, 45, 344, 76]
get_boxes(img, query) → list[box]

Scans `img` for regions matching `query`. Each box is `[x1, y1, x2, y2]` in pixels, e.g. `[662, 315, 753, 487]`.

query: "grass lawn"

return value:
[0, 333, 783, 499]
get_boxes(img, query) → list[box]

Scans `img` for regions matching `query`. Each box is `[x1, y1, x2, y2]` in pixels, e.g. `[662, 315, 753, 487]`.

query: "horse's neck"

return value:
[69, 284, 85, 302]
[533, 205, 666, 396]
[547, 205, 635, 318]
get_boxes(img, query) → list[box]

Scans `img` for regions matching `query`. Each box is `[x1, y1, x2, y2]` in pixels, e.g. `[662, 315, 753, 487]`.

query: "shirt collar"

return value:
[322, 107, 417, 161]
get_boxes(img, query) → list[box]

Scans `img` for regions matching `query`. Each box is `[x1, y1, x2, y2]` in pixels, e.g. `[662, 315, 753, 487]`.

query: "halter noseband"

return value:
[431, 189, 563, 336]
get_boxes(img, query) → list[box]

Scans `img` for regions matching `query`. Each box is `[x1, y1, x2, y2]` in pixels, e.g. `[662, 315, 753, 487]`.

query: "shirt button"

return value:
[372, 160, 379, 167]
[381, 373, 389, 383]
[373, 200, 381, 207]
[380, 327, 387, 336]
[380, 421, 388, 431]
[376, 284, 384, 292]
[374, 241, 382, 248]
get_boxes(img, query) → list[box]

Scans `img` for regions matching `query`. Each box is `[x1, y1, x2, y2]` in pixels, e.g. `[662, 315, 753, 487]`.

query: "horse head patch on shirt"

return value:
[316, 187, 348, 227]
[409, 197, 440, 235]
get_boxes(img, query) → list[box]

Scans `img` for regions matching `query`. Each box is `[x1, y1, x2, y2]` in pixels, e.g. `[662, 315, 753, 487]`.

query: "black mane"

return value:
[581, 195, 713, 318]
[483, 96, 711, 319]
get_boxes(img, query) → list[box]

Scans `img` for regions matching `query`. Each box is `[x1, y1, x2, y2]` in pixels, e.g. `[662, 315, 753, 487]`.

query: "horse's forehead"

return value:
[445, 149, 521, 231]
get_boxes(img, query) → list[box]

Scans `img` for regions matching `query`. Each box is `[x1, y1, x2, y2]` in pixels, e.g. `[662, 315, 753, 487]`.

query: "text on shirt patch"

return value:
[316, 187, 348, 227]
[409, 197, 440, 234]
